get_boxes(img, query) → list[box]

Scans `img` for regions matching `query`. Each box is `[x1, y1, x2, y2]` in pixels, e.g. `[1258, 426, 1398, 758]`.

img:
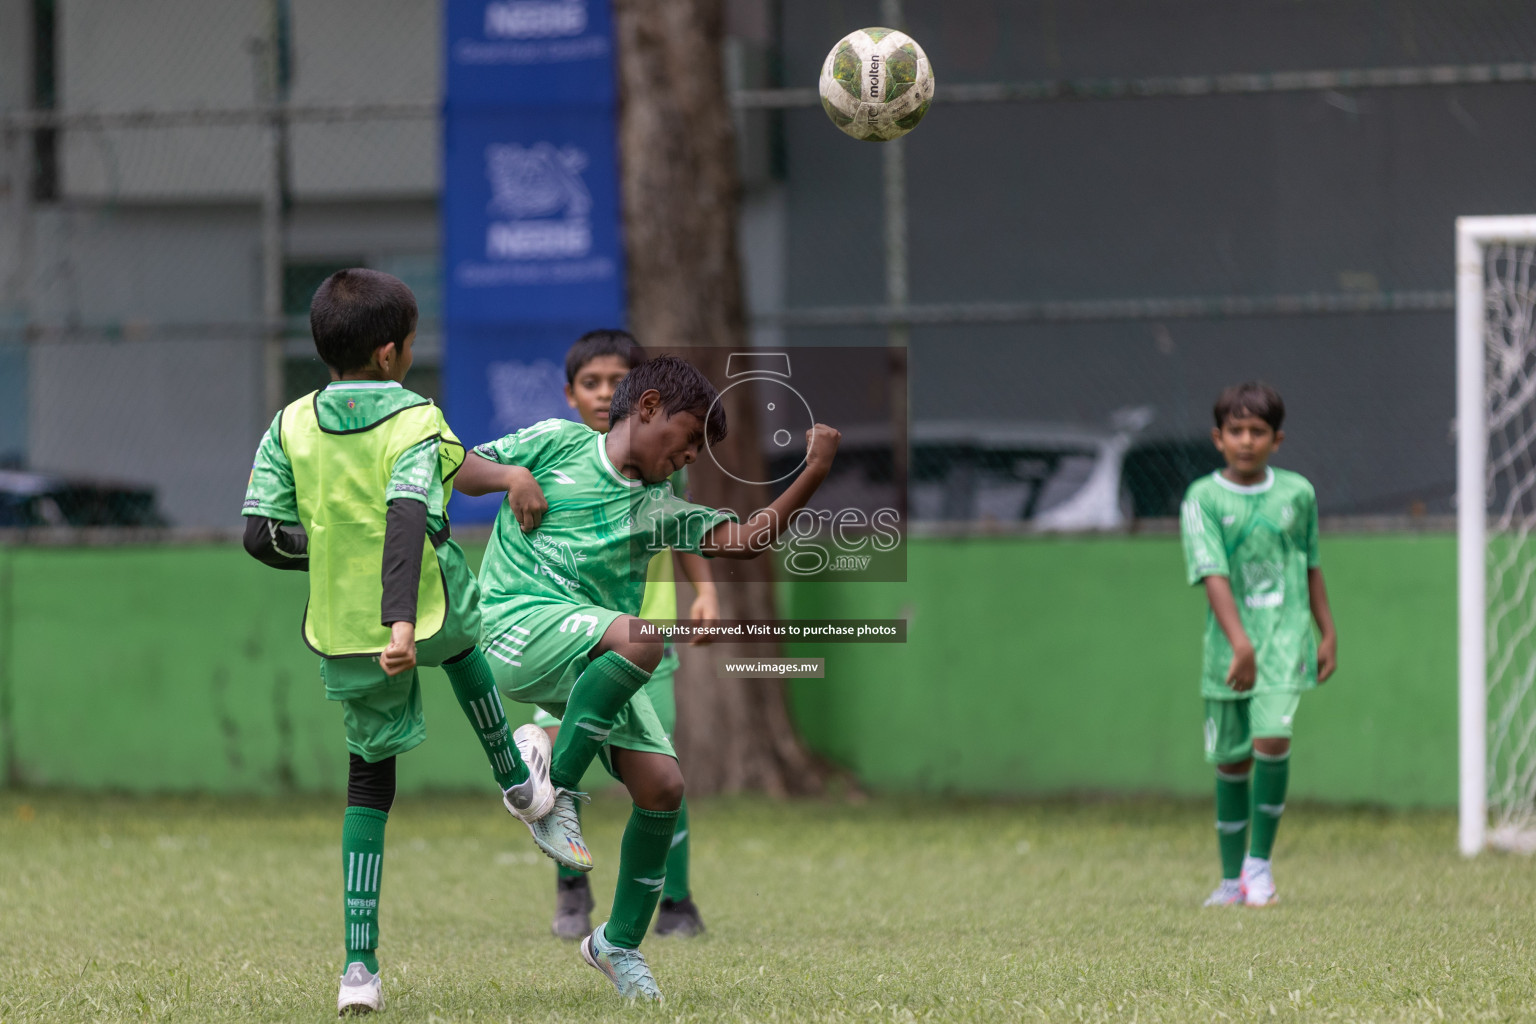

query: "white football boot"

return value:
[503, 723, 555, 822]
[1241, 855, 1277, 906]
[337, 962, 383, 1016]
[1203, 878, 1244, 907]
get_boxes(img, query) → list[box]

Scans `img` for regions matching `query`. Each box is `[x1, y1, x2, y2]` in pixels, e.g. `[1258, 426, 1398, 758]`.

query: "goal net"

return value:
[1459, 216, 1536, 854]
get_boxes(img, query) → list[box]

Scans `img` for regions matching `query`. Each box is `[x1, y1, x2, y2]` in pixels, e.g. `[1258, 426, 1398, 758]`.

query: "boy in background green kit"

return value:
[530, 331, 718, 941]
[240, 268, 553, 1015]
[1179, 382, 1338, 909]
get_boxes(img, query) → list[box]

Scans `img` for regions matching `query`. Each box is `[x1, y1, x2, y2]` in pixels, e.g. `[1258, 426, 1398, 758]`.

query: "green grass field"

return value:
[3, 792, 1535, 1023]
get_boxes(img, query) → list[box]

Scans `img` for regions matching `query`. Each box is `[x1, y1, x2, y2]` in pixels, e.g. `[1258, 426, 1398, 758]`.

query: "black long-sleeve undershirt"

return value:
[242, 515, 309, 571]
[379, 498, 427, 626]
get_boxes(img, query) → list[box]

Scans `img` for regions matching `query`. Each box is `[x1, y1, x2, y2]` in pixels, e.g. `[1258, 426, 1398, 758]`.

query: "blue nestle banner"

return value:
[446, 0, 614, 106]
[443, 108, 624, 326]
[442, 0, 623, 523]
[442, 324, 583, 522]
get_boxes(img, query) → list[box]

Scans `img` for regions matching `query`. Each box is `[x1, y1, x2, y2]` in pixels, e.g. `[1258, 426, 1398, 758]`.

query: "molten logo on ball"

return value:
[818, 27, 934, 142]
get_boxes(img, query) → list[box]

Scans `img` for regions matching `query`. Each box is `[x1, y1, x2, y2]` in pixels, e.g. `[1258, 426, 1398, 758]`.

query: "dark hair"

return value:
[609, 355, 728, 445]
[565, 329, 646, 384]
[1213, 381, 1285, 431]
[309, 269, 418, 372]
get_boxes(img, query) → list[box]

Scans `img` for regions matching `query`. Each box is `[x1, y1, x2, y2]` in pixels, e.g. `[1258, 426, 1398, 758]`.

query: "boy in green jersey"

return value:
[528, 331, 719, 941]
[456, 354, 841, 1001]
[1179, 382, 1338, 908]
[240, 269, 551, 1015]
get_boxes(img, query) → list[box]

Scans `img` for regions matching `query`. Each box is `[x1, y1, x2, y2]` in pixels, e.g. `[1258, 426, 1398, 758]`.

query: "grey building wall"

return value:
[7, 0, 788, 528]
[779, 0, 1536, 514]
[0, 0, 32, 464]
[12, 0, 446, 527]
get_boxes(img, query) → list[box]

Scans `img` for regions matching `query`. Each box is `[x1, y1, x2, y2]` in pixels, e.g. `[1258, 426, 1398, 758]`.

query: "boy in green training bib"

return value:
[240, 268, 551, 1015]
[456, 354, 841, 1001]
[1179, 382, 1338, 909]
[530, 330, 718, 942]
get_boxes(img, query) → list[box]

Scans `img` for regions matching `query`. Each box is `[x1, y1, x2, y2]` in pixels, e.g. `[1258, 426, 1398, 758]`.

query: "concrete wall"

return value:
[287, 0, 440, 199]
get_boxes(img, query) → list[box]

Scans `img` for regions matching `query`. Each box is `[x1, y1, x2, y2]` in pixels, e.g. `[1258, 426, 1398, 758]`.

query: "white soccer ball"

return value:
[818, 27, 935, 142]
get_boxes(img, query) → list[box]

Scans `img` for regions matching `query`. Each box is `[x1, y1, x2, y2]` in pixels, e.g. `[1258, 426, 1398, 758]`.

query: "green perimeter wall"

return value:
[0, 534, 1455, 804]
[785, 534, 1456, 806]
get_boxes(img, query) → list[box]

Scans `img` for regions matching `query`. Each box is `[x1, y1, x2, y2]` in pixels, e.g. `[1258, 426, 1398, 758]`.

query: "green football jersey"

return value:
[1180, 467, 1321, 700]
[242, 381, 449, 527]
[472, 420, 733, 630]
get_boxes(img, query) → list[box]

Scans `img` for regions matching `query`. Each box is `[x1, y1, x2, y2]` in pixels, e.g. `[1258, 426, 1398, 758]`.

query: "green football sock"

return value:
[1215, 769, 1250, 880]
[662, 797, 691, 902]
[1250, 750, 1290, 860]
[443, 649, 527, 787]
[605, 805, 679, 949]
[549, 652, 651, 790]
[342, 807, 387, 973]
[556, 800, 585, 880]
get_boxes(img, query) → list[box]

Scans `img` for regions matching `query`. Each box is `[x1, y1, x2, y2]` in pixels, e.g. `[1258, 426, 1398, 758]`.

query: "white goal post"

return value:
[1458, 215, 1536, 855]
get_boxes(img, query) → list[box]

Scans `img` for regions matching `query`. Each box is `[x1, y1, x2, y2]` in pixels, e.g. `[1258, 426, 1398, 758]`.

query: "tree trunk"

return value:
[614, 0, 823, 796]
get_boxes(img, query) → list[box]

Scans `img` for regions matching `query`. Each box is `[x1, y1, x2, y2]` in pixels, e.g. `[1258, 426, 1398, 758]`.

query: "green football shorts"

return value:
[530, 643, 679, 737]
[1203, 691, 1301, 765]
[319, 539, 483, 763]
[481, 600, 676, 775]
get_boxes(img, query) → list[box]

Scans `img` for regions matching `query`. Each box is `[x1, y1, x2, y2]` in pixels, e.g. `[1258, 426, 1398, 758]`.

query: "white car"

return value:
[795, 408, 1167, 531]
[908, 409, 1155, 531]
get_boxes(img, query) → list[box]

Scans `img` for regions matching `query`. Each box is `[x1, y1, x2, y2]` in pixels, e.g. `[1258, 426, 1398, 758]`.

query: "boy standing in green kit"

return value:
[457, 355, 840, 1001]
[530, 330, 718, 941]
[1180, 382, 1338, 908]
[240, 268, 553, 1015]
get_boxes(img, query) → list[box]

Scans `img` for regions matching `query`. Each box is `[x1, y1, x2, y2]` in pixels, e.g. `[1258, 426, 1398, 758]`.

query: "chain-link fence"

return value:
[3, 0, 1535, 530]
[0, 0, 440, 530]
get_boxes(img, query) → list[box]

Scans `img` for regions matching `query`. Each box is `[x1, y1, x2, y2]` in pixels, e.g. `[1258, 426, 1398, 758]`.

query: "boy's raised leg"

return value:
[522, 646, 653, 873]
[549, 648, 654, 790]
[441, 647, 552, 818]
